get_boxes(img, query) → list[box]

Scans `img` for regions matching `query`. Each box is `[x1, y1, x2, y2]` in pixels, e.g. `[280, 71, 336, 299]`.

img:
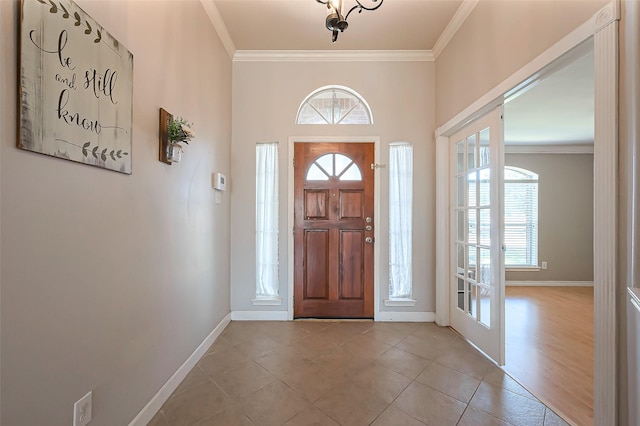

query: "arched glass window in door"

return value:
[306, 153, 362, 181]
[296, 85, 373, 125]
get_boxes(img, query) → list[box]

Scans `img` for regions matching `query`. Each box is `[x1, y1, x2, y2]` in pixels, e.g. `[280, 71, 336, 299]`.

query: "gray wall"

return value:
[231, 60, 435, 314]
[505, 153, 594, 282]
[0, 1, 232, 424]
[435, 0, 608, 126]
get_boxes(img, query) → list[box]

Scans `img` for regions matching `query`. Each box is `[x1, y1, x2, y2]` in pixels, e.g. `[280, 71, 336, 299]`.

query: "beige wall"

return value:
[1, 1, 232, 425]
[505, 153, 594, 282]
[435, 0, 608, 127]
[231, 60, 435, 313]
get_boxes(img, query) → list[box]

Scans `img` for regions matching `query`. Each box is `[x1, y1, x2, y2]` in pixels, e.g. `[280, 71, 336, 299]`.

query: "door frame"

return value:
[287, 136, 381, 321]
[435, 3, 619, 424]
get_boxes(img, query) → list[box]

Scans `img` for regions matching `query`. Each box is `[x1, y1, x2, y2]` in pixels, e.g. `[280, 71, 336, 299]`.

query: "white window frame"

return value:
[385, 142, 416, 306]
[295, 85, 373, 125]
[503, 166, 538, 269]
[254, 142, 282, 305]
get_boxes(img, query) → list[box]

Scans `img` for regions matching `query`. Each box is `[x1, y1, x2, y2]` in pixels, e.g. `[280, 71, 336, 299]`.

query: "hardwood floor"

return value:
[504, 286, 594, 426]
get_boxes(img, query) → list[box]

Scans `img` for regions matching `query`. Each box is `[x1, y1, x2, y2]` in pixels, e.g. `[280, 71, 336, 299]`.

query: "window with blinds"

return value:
[503, 166, 538, 267]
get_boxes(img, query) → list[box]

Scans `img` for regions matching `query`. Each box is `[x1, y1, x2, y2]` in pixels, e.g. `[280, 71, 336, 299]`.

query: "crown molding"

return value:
[432, 0, 479, 59]
[233, 50, 434, 62]
[200, 0, 236, 59]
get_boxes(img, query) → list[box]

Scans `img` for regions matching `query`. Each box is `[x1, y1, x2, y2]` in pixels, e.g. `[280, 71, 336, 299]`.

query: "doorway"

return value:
[293, 142, 375, 318]
[436, 6, 618, 423]
[501, 43, 595, 424]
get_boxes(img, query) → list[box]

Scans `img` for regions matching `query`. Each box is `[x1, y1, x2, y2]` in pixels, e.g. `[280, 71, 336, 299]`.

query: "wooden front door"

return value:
[294, 142, 374, 318]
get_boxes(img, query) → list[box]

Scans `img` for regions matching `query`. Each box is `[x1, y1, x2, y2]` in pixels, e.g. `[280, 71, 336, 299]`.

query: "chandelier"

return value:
[316, 0, 384, 43]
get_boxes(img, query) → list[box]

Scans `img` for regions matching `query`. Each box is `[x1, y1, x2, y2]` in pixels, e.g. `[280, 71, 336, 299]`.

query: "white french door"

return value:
[449, 107, 505, 365]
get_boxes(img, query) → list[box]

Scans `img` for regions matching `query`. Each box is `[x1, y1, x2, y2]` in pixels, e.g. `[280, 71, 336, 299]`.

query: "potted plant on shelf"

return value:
[166, 116, 195, 163]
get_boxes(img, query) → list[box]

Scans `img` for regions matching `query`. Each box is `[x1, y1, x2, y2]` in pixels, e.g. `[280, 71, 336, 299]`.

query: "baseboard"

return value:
[128, 312, 232, 426]
[376, 311, 435, 322]
[231, 310, 289, 321]
[506, 281, 594, 287]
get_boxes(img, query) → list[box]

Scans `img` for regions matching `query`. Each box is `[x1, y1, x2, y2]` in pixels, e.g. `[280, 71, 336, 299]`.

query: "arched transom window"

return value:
[296, 85, 373, 125]
[306, 153, 362, 181]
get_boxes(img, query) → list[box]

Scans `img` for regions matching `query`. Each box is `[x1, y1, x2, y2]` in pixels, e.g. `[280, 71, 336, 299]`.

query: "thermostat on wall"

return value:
[213, 173, 226, 191]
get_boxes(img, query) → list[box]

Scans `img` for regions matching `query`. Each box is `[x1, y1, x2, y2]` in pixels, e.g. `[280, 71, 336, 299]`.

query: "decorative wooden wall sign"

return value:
[19, 0, 134, 174]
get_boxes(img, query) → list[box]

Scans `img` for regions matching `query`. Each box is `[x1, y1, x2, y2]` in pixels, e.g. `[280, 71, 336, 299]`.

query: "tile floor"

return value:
[148, 321, 569, 426]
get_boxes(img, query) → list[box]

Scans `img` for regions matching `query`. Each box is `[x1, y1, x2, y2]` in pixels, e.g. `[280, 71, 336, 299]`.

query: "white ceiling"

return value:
[210, 0, 595, 146]
[504, 46, 595, 146]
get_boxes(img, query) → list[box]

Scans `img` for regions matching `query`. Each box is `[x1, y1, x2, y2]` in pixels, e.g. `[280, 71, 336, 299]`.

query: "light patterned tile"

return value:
[350, 364, 412, 403]
[416, 362, 480, 403]
[370, 406, 427, 426]
[363, 325, 411, 346]
[470, 382, 545, 426]
[238, 381, 311, 426]
[195, 405, 254, 425]
[483, 366, 538, 401]
[233, 335, 283, 359]
[206, 337, 234, 355]
[198, 347, 252, 378]
[340, 334, 393, 359]
[395, 335, 451, 360]
[544, 408, 571, 426]
[154, 321, 567, 426]
[433, 345, 495, 379]
[315, 384, 389, 426]
[458, 406, 513, 426]
[172, 365, 210, 397]
[212, 361, 276, 400]
[277, 359, 341, 402]
[283, 406, 341, 426]
[392, 381, 466, 426]
[147, 411, 169, 426]
[375, 347, 431, 379]
[161, 379, 233, 426]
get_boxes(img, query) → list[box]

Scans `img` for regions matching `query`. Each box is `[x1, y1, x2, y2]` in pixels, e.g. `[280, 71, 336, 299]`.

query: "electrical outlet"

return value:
[73, 391, 92, 426]
[542, 261, 548, 270]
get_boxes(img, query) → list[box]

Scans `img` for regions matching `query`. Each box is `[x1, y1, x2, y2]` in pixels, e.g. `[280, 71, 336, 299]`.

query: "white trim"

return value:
[432, 0, 480, 59]
[376, 311, 435, 322]
[435, 135, 450, 326]
[199, 0, 236, 59]
[506, 267, 541, 272]
[231, 311, 288, 321]
[593, 15, 618, 426]
[296, 85, 374, 125]
[383, 298, 418, 307]
[434, 4, 619, 424]
[233, 50, 433, 62]
[251, 297, 283, 306]
[506, 281, 594, 287]
[504, 144, 594, 154]
[435, 2, 618, 139]
[128, 313, 232, 426]
[287, 136, 381, 321]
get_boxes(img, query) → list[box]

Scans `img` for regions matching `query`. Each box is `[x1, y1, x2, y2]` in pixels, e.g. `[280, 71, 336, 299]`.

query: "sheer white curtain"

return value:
[256, 142, 279, 298]
[389, 143, 413, 299]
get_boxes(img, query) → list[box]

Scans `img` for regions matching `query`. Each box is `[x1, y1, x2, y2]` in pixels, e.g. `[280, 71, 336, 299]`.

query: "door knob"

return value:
[365, 225, 372, 231]
[366, 217, 372, 223]
[365, 237, 374, 244]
